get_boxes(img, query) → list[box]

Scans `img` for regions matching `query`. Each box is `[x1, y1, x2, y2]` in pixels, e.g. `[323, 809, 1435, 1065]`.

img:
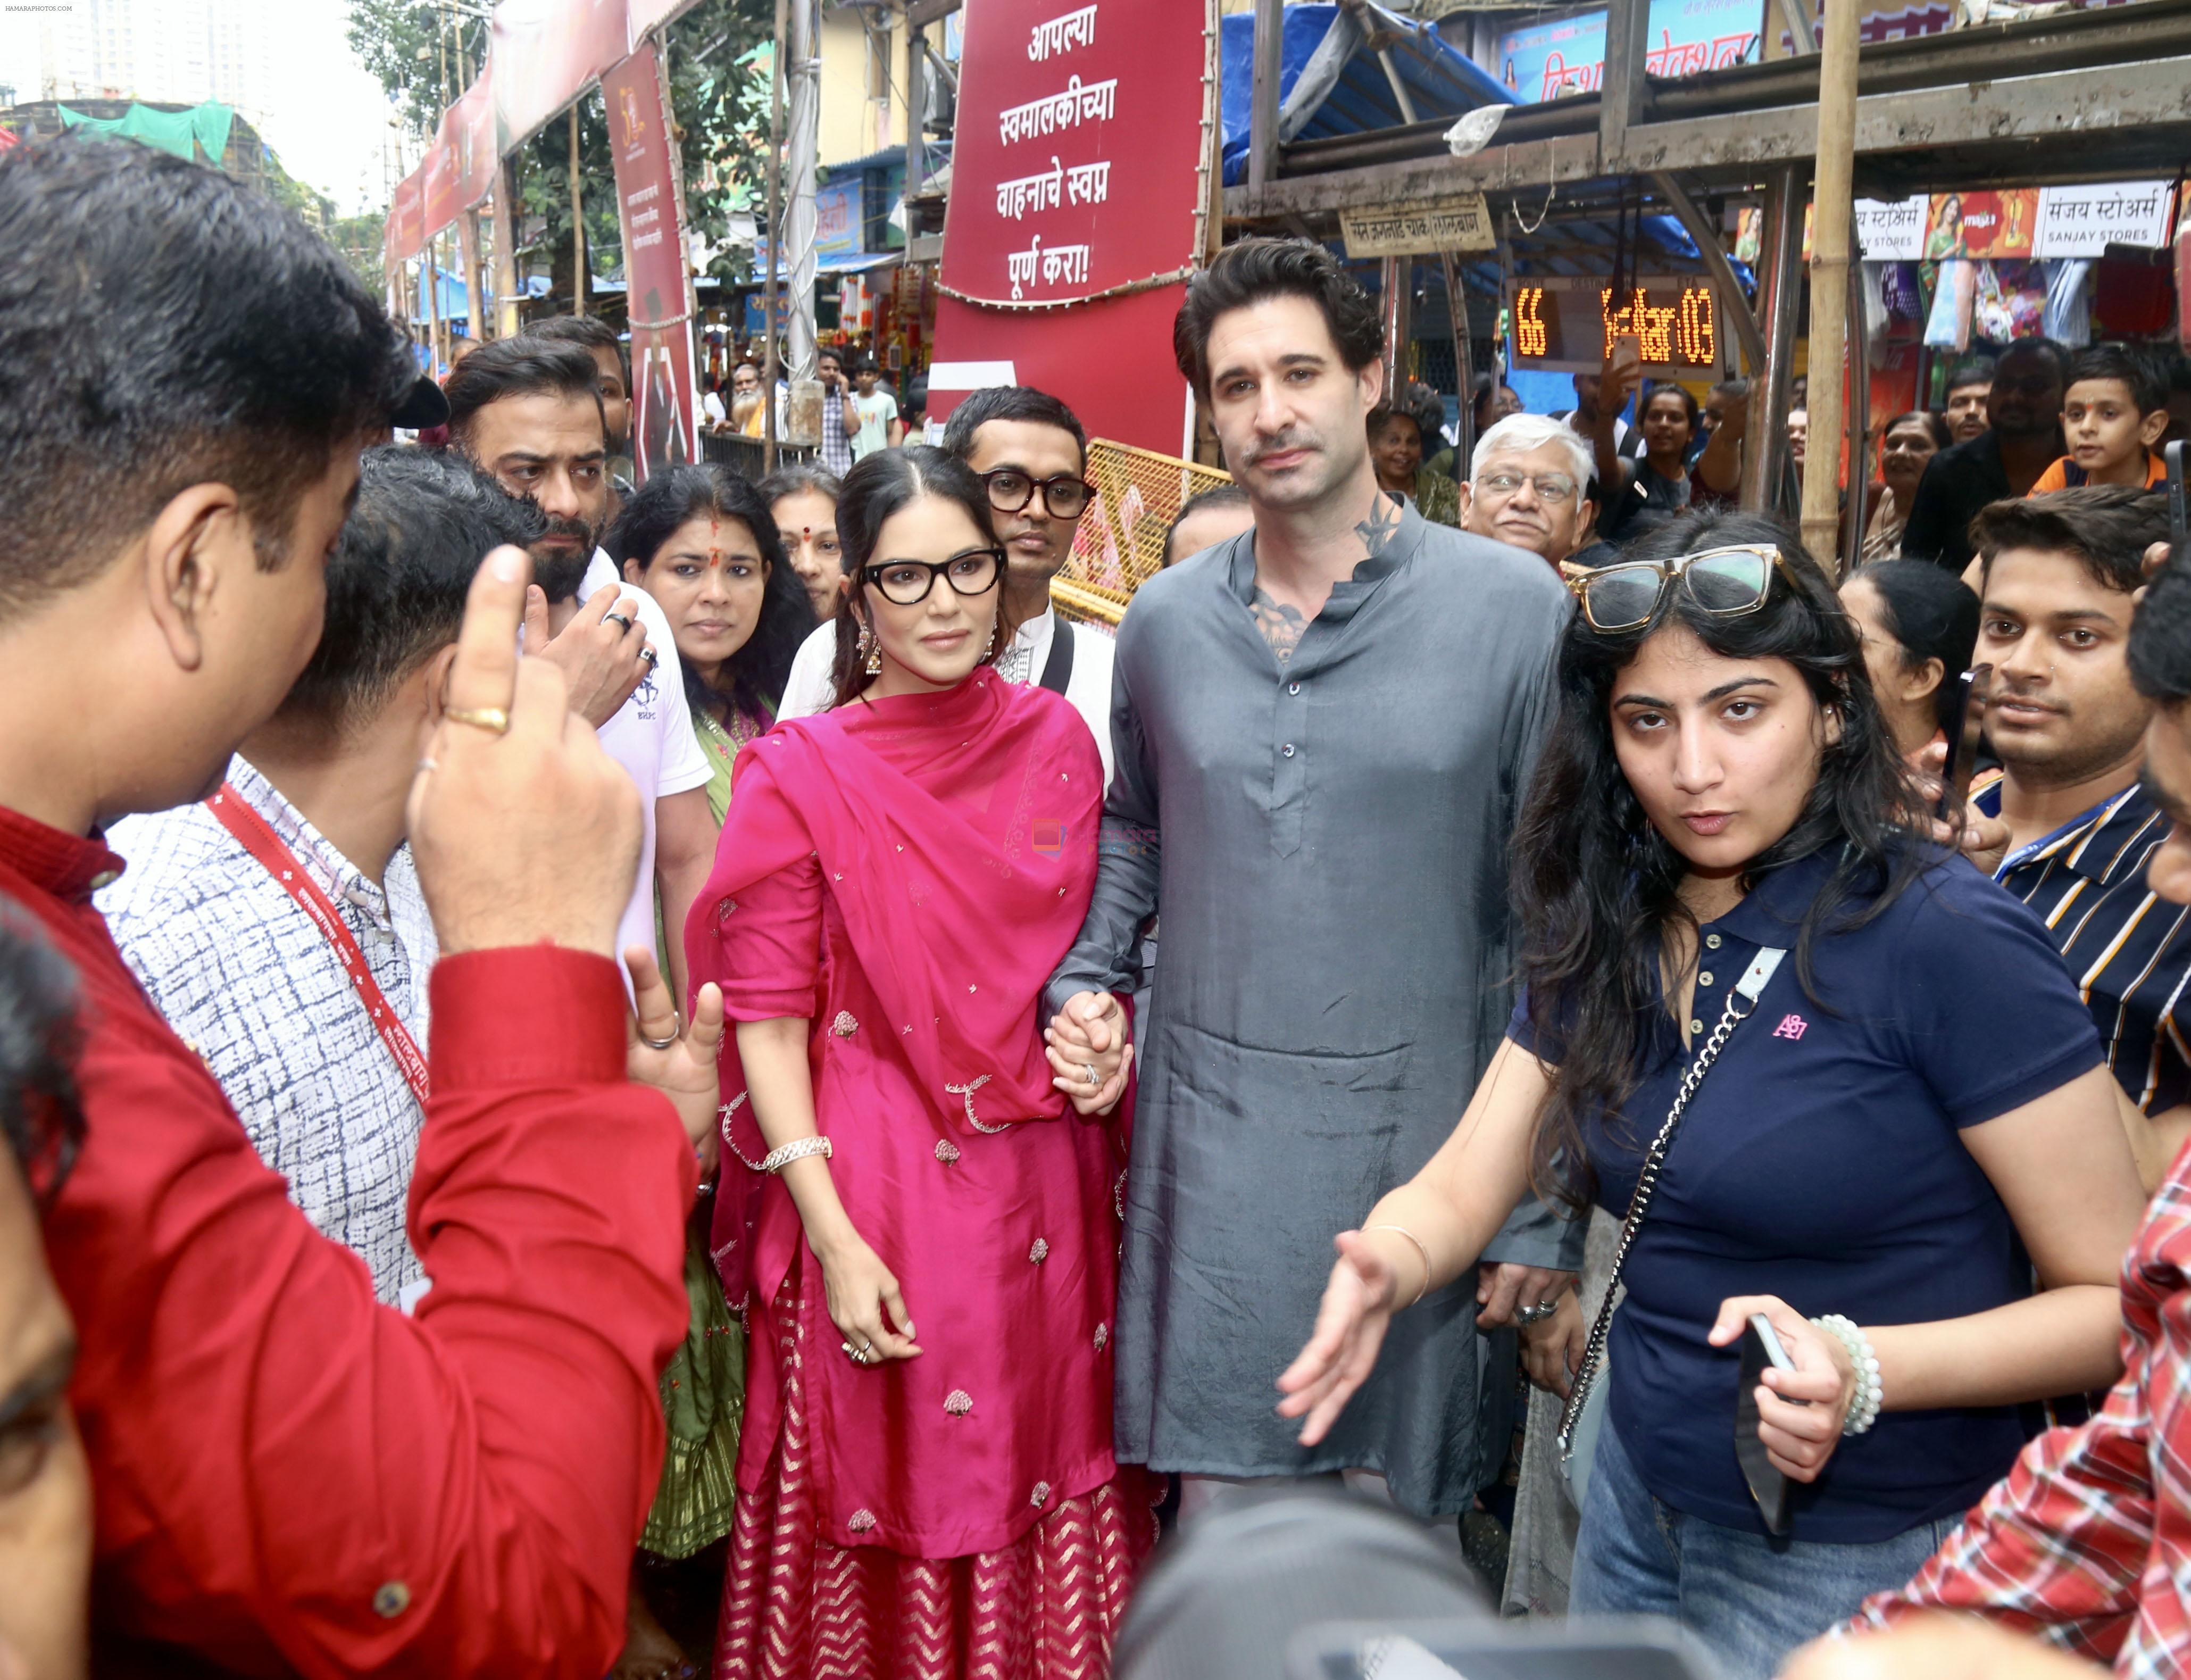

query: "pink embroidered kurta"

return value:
[688, 669, 1120, 1560]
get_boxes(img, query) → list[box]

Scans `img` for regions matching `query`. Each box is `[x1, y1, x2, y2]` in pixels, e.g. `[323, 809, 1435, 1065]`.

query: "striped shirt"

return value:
[1979, 779, 2191, 1115]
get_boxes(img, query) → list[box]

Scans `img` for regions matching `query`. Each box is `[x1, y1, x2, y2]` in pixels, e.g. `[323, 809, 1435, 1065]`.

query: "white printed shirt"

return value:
[100, 758, 431, 1303]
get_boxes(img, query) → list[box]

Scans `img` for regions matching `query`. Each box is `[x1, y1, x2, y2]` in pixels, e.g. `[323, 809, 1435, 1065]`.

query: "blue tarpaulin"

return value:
[1219, 4, 1517, 187]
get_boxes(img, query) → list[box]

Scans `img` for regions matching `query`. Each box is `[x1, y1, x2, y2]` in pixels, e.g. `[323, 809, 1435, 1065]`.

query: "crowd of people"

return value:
[13, 125, 2191, 1680]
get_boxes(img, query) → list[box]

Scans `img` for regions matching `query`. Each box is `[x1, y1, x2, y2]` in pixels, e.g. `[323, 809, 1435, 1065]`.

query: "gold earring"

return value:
[856, 621, 882, 675]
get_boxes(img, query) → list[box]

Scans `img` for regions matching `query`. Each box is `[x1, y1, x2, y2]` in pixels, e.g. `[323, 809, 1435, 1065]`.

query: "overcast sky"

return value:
[0, 2, 403, 214]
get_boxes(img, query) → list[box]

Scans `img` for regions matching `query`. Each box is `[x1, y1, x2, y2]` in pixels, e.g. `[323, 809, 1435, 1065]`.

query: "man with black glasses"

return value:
[776, 385, 1116, 781]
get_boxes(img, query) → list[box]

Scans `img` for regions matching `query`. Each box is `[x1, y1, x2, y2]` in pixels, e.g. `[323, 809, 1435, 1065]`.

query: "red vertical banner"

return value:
[490, 0, 630, 149]
[929, 0, 1213, 452]
[447, 68, 499, 212]
[387, 170, 426, 265]
[602, 41, 698, 481]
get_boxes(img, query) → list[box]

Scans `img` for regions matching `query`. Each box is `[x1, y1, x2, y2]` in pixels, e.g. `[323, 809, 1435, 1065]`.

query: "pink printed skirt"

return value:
[713, 1277, 1155, 1680]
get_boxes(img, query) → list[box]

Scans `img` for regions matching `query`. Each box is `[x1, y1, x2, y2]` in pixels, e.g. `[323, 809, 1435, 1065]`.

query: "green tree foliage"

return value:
[329, 210, 390, 297]
[346, 0, 490, 140]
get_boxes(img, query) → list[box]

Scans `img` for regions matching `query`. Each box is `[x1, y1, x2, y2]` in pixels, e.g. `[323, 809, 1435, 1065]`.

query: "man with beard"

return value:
[445, 338, 717, 1004]
[1043, 238, 1579, 1525]
[531, 313, 635, 496]
[1965, 487, 2189, 1188]
[1903, 339, 2069, 573]
[1456, 413, 1599, 568]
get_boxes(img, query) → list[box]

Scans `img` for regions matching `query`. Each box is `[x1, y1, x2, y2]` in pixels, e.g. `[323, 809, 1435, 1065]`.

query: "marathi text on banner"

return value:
[997, 74, 1118, 147]
[1853, 197, 1925, 261]
[1028, 3, 1097, 61]
[2032, 181, 2177, 257]
[932, 0, 1206, 451]
[1339, 193, 1495, 258]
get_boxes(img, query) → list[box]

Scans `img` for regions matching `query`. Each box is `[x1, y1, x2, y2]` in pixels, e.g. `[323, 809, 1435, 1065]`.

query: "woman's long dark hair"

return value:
[828, 446, 1002, 709]
[602, 464, 815, 726]
[1514, 511, 1926, 1211]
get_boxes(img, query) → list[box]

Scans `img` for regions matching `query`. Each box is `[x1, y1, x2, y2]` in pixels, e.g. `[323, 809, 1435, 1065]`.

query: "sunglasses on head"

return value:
[1564, 542, 1805, 633]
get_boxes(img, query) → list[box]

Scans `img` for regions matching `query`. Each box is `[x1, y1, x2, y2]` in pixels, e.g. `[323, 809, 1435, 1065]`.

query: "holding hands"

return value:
[1045, 990, 1132, 1115]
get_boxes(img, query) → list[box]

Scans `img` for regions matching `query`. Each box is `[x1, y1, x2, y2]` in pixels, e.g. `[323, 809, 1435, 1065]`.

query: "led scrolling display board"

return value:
[1506, 275, 1726, 377]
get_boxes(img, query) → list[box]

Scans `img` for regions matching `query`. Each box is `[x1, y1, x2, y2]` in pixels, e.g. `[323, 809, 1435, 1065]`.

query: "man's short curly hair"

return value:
[1173, 238, 1385, 404]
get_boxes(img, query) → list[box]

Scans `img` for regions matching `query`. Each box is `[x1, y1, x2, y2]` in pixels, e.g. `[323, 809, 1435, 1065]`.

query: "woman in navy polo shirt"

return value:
[1278, 515, 2145, 1679]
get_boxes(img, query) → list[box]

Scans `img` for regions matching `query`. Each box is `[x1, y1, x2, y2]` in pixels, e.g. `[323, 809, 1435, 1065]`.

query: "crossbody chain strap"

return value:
[1556, 945, 1786, 1462]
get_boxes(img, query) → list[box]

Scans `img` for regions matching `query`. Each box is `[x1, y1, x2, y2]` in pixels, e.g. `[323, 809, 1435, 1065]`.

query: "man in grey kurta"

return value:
[1045, 496, 1577, 1515]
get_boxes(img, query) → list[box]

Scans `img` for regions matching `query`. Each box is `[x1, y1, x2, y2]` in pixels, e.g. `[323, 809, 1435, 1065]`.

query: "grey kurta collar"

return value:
[1222, 490, 1427, 629]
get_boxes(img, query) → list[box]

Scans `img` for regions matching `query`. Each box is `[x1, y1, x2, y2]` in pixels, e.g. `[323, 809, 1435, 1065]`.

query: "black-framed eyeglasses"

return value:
[980, 467, 1094, 519]
[1565, 542, 1805, 633]
[862, 546, 1004, 606]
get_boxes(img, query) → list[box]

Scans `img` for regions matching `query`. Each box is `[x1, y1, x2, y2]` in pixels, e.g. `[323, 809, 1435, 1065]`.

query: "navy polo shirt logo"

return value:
[1770, 1013, 1808, 1041]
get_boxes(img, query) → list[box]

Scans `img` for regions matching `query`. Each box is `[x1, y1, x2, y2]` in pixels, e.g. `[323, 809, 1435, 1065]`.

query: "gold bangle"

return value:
[1365, 1223, 1434, 1309]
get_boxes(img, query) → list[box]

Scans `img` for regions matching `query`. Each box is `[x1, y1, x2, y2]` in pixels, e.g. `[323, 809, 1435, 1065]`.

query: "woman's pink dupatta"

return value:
[684, 669, 1102, 1308]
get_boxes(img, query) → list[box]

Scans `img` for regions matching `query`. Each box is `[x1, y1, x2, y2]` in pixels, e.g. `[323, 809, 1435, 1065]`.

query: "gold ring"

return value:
[445, 705, 510, 735]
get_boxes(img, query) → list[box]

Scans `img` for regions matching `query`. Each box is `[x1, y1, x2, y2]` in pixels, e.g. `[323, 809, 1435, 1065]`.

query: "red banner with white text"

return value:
[603, 41, 699, 479]
[929, 0, 1210, 452]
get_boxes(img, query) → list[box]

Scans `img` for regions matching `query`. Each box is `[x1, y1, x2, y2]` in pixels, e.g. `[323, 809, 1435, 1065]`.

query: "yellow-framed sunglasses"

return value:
[1562, 542, 1807, 634]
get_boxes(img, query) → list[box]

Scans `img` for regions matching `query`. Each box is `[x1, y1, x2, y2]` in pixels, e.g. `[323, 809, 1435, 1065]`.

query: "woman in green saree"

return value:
[602, 465, 814, 1677]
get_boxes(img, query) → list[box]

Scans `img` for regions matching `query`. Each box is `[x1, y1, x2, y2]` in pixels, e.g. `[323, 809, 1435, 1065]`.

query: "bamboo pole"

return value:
[1799, 0, 1862, 571]
[763, 0, 788, 471]
[570, 106, 587, 317]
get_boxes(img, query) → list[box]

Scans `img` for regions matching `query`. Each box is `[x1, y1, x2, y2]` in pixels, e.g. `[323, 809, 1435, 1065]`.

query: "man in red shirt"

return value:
[0, 135, 719, 1674]
[1787, 546, 2191, 1679]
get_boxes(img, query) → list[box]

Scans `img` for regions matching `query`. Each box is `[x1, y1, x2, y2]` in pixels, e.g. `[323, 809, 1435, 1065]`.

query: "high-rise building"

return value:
[34, 0, 278, 121]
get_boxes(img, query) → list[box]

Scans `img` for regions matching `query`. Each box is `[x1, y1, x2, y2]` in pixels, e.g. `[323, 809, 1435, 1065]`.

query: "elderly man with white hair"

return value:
[1456, 413, 1600, 568]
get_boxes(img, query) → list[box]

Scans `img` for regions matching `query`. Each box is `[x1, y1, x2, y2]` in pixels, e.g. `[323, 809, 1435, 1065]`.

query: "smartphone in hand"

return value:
[2168, 439, 2186, 551]
[1737, 1312, 1800, 1536]
[1934, 662, 1994, 823]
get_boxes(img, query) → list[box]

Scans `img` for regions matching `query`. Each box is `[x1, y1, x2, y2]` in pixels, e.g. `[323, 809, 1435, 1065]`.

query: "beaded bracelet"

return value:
[1811, 1313, 1883, 1436]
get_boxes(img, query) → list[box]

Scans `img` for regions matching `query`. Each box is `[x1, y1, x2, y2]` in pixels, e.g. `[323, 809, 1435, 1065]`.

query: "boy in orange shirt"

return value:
[2031, 343, 2169, 492]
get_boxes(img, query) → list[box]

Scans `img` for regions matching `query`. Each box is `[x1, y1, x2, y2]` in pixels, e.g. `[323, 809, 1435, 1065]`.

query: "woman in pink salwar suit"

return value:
[687, 448, 1150, 1680]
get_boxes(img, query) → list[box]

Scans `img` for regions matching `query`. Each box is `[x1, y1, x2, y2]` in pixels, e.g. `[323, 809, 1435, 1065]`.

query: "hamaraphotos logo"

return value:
[1033, 819, 1067, 856]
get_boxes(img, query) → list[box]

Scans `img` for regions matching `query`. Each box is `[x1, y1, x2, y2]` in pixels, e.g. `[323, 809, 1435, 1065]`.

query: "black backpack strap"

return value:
[1038, 617, 1076, 694]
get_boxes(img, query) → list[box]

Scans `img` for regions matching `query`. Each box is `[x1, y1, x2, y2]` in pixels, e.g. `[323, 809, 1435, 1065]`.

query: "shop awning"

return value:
[751, 249, 905, 283]
[1219, 4, 1517, 187]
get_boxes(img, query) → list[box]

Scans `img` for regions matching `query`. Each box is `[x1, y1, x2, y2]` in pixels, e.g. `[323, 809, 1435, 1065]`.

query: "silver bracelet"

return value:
[1811, 1313, 1883, 1436]
[758, 1136, 833, 1174]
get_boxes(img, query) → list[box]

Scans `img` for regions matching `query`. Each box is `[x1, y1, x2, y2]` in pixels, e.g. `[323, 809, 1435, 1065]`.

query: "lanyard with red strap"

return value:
[205, 781, 430, 1107]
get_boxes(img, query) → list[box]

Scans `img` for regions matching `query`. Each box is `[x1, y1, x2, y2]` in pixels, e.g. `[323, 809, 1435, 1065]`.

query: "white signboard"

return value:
[1854, 198, 1925, 262]
[2033, 182, 2176, 258]
[1340, 192, 1496, 258]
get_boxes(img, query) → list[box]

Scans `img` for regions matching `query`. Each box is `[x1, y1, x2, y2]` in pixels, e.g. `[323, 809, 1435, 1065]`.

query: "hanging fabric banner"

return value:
[490, 0, 631, 150]
[930, 0, 1215, 452]
[446, 67, 499, 217]
[387, 171, 426, 267]
[603, 40, 699, 480]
